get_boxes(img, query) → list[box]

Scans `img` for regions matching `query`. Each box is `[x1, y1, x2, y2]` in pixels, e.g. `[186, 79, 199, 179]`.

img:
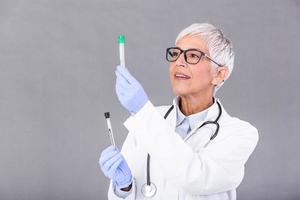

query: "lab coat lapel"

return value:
[166, 98, 223, 138]
[206, 98, 222, 120]
[184, 99, 222, 144]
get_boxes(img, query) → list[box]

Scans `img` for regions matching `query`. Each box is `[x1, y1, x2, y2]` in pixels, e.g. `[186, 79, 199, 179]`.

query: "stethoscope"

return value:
[141, 100, 222, 198]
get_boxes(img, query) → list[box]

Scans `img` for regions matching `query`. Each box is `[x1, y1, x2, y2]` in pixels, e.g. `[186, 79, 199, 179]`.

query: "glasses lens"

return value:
[166, 48, 181, 62]
[185, 50, 202, 64]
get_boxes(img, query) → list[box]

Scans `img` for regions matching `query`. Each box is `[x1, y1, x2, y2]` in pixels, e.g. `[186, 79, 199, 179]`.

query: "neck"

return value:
[179, 94, 214, 116]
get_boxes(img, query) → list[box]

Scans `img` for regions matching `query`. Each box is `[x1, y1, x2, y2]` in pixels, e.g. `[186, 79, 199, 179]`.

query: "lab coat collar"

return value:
[174, 97, 210, 130]
[174, 97, 186, 127]
[170, 97, 222, 130]
[205, 97, 222, 122]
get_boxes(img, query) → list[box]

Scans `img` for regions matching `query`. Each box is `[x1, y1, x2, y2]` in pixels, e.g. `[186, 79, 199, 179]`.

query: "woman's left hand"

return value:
[115, 65, 149, 114]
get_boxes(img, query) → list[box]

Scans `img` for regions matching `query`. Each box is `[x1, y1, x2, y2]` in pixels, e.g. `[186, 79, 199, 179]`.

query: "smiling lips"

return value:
[174, 72, 191, 79]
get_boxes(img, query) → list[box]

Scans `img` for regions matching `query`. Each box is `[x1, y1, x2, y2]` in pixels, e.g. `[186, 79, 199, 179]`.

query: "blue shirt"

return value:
[175, 98, 209, 139]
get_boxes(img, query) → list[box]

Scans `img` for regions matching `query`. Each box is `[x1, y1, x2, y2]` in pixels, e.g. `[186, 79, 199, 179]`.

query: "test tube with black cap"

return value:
[104, 112, 116, 146]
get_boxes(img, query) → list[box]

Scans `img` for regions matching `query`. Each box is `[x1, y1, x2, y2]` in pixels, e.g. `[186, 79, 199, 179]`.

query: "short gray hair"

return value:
[175, 23, 234, 93]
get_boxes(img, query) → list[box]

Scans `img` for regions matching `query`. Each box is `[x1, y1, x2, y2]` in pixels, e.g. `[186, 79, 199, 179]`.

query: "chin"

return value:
[172, 87, 192, 97]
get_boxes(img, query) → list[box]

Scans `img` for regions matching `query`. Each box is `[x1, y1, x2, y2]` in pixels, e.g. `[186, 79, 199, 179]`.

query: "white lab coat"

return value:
[108, 99, 259, 200]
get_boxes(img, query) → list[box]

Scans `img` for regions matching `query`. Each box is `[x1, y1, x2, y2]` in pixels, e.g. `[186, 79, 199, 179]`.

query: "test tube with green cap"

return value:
[118, 35, 125, 67]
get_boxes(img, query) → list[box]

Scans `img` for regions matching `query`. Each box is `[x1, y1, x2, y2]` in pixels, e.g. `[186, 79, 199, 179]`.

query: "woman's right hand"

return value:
[99, 145, 132, 189]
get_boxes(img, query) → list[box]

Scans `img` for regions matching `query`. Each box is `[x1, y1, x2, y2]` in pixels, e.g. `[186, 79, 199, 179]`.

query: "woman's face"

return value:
[169, 35, 215, 97]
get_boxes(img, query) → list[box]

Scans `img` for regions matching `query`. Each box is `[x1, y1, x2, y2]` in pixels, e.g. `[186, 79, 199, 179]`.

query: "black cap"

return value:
[104, 112, 110, 119]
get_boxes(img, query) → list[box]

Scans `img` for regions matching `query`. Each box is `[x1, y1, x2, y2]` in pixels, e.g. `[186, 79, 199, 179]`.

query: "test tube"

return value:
[104, 112, 116, 146]
[118, 35, 125, 67]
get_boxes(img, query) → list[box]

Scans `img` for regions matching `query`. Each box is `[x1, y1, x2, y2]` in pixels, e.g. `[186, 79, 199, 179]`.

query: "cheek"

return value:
[192, 66, 213, 84]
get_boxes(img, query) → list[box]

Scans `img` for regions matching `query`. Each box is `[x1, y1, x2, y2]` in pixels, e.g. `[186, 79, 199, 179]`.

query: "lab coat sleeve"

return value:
[124, 101, 259, 195]
[107, 132, 137, 199]
[108, 179, 136, 200]
[113, 182, 133, 198]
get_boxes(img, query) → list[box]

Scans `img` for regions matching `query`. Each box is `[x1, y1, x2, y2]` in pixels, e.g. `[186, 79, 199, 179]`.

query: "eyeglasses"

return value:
[166, 47, 222, 66]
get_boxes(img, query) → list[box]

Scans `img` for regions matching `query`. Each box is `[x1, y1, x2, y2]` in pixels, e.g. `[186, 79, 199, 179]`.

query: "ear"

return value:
[211, 66, 229, 86]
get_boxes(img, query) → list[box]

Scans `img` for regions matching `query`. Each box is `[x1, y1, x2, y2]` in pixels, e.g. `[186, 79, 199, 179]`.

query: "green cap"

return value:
[118, 35, 125, 44]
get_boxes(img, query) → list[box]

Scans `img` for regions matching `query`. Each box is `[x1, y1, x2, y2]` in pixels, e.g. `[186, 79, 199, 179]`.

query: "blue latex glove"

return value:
[115, 65, 149, 114]
[99, 145, 132, 189]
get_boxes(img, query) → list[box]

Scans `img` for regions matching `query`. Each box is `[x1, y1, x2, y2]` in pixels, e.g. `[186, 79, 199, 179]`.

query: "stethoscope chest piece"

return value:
[141, 183, 157, 198]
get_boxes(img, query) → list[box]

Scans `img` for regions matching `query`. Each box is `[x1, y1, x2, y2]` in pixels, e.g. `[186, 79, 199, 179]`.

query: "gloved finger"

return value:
[116, 65, 137, 84]
[102, 153, 122, 172]
[116, 74, 137, 97]
[101, 145, 118, 156]
[99, 146, 119, 165]
[115, 81, 126, 97]
[100, 151, 119, 169]
[115, 72, 129, 91]
[116, 70, 141, 91]
[116, 72, 136, 98]
[115, 69, 134, 88]
[115, 67, 131, 84]
[108, 156, 124, 175]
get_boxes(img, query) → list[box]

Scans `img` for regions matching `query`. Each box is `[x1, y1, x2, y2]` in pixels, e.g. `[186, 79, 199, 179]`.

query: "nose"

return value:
[175, 53, 188, 67]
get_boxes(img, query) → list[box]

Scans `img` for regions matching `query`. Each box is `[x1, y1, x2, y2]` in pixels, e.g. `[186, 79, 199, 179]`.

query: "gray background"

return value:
[0, 0, 299, 199]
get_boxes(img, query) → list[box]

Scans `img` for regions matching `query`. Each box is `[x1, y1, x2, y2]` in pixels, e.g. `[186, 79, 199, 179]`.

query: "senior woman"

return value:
[99, 23, 259, 200]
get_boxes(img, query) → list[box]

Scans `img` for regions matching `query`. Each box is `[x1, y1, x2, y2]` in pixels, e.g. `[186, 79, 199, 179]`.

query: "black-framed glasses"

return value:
[166, 47, 222, 66]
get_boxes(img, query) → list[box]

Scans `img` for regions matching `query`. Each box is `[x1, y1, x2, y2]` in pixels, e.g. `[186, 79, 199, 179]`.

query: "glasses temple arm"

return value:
[204, 54, 222, 67]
